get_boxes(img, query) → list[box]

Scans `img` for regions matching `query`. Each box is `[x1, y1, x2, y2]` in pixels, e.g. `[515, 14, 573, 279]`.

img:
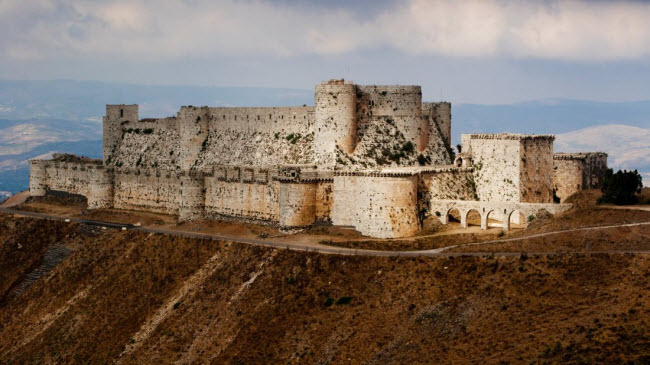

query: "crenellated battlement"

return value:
[468, 133, 556, 141]
[554, 152, 608, 161]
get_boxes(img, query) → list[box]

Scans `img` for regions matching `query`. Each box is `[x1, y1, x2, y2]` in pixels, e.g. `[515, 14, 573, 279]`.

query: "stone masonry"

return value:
[29, 79, 607, 238]
[552, 152, 608, 202]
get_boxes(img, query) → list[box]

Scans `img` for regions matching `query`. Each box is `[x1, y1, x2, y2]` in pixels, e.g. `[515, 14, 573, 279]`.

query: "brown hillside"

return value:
[0, 214, 648, 364]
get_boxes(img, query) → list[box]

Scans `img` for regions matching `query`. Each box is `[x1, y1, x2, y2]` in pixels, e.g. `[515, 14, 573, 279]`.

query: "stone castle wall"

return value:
[420, 167, 475, 201]
[105, 106, 316, 170]
[103, 81, 453, 171]
[553, 152, 608, 202]
[519, 137, 554, 203]
[29, 159, 332, 229]
[113, 170, 181, 214]
[330, 166, 476, 238]
[467, 136, 521, 202]
[463, 134, 555, 204]
[422, 102, 451, 146]
[29, 160, 113, 209]
[332, 172, 420, 238]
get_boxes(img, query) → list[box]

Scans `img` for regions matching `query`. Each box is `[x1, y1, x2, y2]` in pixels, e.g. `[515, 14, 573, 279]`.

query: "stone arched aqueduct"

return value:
[431, 200, 571, 231]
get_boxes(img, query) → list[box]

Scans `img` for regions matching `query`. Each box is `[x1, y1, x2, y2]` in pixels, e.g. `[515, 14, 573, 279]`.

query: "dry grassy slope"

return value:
[0, 214, 648, 364]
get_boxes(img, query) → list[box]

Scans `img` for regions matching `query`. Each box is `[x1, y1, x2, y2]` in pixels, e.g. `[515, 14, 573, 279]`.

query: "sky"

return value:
[2, 0, 650, 104]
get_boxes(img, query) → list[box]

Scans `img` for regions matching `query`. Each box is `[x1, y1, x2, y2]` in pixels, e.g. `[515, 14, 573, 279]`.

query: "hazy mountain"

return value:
[0, 119, 101, 155]
[1, 79, 648, 194]
[0, 80, 313, 122]
[555, 124, 650, 183]
[452, 99, 650, 143]
[0, 139, 102, 194]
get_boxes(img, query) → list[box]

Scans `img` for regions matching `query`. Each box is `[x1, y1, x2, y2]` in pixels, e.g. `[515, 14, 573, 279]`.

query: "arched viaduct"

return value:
[430, 199, 572, 231]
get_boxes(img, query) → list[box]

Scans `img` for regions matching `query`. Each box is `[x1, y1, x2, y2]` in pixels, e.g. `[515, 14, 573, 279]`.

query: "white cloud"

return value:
[2, 0, 650, 62]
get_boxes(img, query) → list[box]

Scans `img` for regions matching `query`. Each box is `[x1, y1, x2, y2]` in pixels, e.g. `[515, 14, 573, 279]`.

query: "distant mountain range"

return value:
[555, 124, 650, 182]
[0, 79, 648, 195]
[0, 79, 314, 121]
[452, 98, 650, 143]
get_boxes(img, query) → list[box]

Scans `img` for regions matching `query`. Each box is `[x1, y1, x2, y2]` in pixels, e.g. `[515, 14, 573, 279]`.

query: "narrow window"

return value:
[120, 109, 124, 118]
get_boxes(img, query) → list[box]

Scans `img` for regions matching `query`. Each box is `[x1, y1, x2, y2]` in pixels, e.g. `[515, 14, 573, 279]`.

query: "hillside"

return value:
[0, 210, 648, 363]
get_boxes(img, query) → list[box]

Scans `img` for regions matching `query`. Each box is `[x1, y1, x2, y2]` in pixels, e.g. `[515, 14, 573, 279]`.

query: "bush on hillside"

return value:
[599, 169, 643, 205]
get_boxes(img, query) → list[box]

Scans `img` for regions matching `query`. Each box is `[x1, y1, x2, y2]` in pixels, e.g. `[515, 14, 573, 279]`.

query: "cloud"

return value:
[2, 0, 650, 62]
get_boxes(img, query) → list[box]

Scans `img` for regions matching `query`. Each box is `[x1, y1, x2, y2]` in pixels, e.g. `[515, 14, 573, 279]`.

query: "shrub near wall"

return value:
[599, 169, 643, 205]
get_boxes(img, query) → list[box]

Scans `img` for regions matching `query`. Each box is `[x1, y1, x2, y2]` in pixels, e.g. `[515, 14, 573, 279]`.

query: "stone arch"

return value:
[507, 209, 526, 230]
[445, 207, 462, 225]
[485, 209, 506, 229]
[464, 208, 482, 228]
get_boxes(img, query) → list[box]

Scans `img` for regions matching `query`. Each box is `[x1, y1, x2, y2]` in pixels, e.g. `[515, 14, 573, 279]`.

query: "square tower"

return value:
[462, 134, 555, 203]
[103, 104, 138, 165]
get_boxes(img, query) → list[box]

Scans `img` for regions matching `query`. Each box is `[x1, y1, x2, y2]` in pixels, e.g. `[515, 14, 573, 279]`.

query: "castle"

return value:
[29, 80, 607, 238]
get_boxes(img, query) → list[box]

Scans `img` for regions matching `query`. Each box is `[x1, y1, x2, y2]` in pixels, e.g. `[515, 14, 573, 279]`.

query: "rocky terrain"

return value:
[0, 195, 648, 363]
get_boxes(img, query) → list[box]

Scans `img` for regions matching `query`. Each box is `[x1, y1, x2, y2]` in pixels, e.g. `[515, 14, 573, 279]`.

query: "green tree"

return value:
[599, 169, 643, 205]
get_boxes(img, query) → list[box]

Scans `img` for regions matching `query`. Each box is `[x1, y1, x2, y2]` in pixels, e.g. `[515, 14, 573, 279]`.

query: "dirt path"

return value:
[2, 207, 649, 257]
[600, 204, 650, 212]
[0, 191, 30, 208]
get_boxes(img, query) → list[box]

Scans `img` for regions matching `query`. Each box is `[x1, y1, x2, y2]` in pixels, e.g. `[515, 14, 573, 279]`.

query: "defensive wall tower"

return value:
[28, 160, 48, 196]
[314, 80, 358, 165]
[87, 166, 114, 209]
[461, 134, 555, 203]
[178, 106, 210, 171]
[422, 102, 451, 147]
[278, 182, 317, 228]
[103, 105, 138, 165]
[332, 171, 420, 238]
[358, 85, 426, 152]
[553, 152, 608, 202]
[179, 172, 206, 221]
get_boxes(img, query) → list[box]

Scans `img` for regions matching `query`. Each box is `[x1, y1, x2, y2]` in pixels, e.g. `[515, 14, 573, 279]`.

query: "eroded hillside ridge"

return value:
[0, 215, 648, 364]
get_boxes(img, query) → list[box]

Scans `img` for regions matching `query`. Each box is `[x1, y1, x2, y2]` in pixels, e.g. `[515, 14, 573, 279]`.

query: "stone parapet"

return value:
[334, 166, 472, 177]
[554, 152, 608, 161]
[469, 133, 555, 141]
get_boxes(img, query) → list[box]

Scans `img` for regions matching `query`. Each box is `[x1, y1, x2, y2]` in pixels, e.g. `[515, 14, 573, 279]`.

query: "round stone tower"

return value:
[314, 80, 358, 165]
[29, 160, 48, 197]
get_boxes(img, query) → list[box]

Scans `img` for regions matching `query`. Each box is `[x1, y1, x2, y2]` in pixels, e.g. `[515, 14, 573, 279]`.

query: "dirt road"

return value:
[1, 207, 648, 257]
